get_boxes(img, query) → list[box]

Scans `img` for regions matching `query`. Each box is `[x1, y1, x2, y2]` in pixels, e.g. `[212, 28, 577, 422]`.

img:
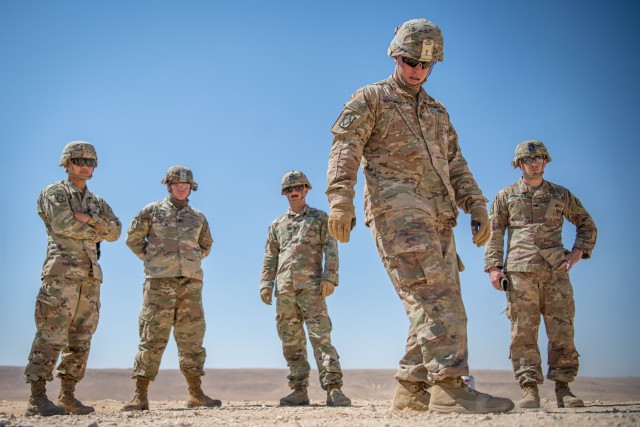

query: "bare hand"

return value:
[557, 248, 584, 272]
[488, 267, 506, 291]
[73, 212, 91, 224]
[260, 288, 272, 305]
[320, 280, 335, 298]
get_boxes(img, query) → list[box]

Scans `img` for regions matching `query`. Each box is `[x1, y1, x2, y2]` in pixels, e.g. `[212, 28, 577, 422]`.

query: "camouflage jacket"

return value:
[484, 178, 597, 272]
[260, 205, 338, 294]
[126, 196, 212, 280]
[38, 179, 121, 281]
[327, 76, 487, 225]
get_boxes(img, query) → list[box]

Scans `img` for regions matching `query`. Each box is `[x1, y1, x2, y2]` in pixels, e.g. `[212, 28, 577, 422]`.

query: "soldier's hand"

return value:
[488, 267, 506, 291]
[320, 280, 335, 298]
[470, 207, 490, 247]
[557, 248, 584, 272]
[260, 288, 273, 305]
[73, 212, 91, 224]
[328, 204, 356, 243]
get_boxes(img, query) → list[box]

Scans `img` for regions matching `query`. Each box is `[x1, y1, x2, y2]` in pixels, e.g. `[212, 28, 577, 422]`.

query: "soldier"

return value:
[484, 140, 597, 409]
[326, 19, 514, 413]
[24, 141, 121, 416]
[260, 171, 351, 407]
[122, 166, 221, 411]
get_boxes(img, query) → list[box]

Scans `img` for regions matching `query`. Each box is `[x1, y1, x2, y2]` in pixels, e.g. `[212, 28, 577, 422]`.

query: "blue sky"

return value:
[1, 1, 638, 378]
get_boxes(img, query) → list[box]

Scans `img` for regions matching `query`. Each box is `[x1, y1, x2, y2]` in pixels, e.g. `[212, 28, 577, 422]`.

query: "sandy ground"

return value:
[1, 367, 639, 426]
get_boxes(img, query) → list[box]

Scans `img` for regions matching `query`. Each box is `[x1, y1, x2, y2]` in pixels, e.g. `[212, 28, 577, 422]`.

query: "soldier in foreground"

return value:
[484, 141, 597, 408]
[260, 171, 351, 407]
[326, 19, 514, 413]
[25, 141, 121, 416]
[123, 166, 221, 411]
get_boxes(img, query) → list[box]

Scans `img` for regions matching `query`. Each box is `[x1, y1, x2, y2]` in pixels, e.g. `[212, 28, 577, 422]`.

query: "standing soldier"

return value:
[484, 140, 597, 408]
[123, 166, 221, 411]
[25, 141, 121, 416]
[260, 171, 351, 407]
[326, 19, 514, 413]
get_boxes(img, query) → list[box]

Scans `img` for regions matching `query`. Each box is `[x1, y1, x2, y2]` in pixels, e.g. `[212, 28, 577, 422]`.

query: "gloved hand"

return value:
[328, 203, 355, 243]
[260, 288, 273, 305]
[320, 280, 335, 298]
[470, 207, 490, 247]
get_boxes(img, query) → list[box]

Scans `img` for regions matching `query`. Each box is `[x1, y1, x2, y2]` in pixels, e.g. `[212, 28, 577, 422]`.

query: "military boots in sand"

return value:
[392, 380, 430, 411]
[25, 379, 68, 417]
[122, 377, 150, 411]
[57, 377, 95, 414]
[555, 381, 584, 408]
[518, 383, 541, 408]
[326, 385, 351, 406]
[428, 377, 515, 414]
[186, 376, 222, 408]
[279, 386, 310, 406]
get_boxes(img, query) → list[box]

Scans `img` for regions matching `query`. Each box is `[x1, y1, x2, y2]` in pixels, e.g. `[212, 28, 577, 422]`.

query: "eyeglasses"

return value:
[401, 56, 435, 69]
[520, 156, 546, 165]
[171, 182, 191, 189]
[70, 158, 96, 167]
[284, 185, 305, 193]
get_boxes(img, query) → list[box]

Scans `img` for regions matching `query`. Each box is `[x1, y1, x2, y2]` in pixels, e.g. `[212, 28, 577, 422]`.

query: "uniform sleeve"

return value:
[484, 192, 508, 271]
[89, 198, 122, 243]
[320, 214, 339, 285]
[326, 88, 376, 208]
[126, 207, 152, 260]
[198, 215, 214, 259]
[446, 121, 489, 213]
[38, 187, 100, 242]
[260, 224, 279, 291]
[564, 190, 597, 258]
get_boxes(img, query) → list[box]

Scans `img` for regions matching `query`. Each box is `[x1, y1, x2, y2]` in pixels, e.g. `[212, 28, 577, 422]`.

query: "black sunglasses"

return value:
[70, 158, 96, 167]
[284, 185, 305, 193]
[401, 57, 435, 69]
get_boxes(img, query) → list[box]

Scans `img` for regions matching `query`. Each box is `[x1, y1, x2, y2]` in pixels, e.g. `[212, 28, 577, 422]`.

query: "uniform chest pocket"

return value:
[508, 195, 531, 225]
[544, 197, 565, 225]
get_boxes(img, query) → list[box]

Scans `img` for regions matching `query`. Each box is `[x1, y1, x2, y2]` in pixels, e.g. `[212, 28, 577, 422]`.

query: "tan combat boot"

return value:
[392, 380, 430, 411]
[122, 377, 150, 411]
[429, 377, 515, 414]
[279, 386, 309, 406]
[517, 383, 540, 408]
[25, 379, 68, 416]
[186, 376, 222, 408]
[57, 377, 95, 414]
[326, 385, 351, 407]
[555, 381, 584, 408]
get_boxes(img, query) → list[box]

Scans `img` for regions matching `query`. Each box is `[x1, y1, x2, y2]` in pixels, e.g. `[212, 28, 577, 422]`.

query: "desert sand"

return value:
[1, 366, 638, 426]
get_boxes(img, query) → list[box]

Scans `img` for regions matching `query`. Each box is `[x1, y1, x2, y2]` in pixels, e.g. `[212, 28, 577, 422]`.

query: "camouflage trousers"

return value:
[24, 276, 101, 383]
[506, 270, 579, 386]
[132, 277, 207, 380]
[275, 288, 343, 390]
[370, 209, 469, 383]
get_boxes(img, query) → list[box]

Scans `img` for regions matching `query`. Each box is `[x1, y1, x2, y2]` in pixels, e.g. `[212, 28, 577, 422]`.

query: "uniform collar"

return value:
[287, 204, 310, 217]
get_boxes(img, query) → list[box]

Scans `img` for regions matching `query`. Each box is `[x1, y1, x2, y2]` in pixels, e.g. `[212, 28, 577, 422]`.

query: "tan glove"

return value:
[320, 280, 335, 298]
[470, 207, 490, 247]
[328, 203, 355, 243]
[260, 287, 273, 305]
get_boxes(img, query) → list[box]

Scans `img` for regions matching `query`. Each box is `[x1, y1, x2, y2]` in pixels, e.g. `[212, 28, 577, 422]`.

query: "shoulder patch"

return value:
[338, 113, 356, 129]
[55, 192, 66, 203]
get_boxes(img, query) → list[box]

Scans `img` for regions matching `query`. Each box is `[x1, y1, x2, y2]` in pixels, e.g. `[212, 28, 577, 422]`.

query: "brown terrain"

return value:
[0, 366, 638, 426]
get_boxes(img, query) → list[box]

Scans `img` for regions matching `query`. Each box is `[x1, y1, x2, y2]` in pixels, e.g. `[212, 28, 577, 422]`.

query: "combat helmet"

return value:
[512, 140, 552, 168]
[388, 18, 444, 62]
[59, 141, 98, 168]
[162, 165, 198, 191]
[281, 170, 311, 195]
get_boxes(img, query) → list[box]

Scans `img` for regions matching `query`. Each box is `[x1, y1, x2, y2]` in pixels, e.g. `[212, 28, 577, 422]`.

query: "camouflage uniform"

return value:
[260, 204, 344, 390]
[327, 75, 487, 383]
[485, 178, 597, 386]
[25, 179, 121, 383]
[126, 196, 213, 380]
